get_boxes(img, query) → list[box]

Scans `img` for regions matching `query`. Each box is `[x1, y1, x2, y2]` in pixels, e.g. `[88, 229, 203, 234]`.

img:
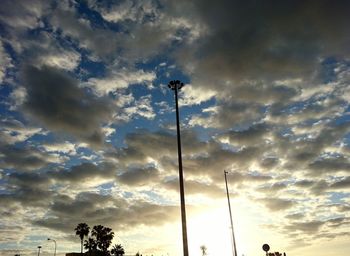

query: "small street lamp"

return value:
[168, 80, 189, 256]
[47, 238, 56, 256]
[37, 246, 42, 256]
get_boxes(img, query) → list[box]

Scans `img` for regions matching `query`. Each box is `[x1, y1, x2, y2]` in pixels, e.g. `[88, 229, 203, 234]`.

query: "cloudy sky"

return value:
[0, 0, 350, 255]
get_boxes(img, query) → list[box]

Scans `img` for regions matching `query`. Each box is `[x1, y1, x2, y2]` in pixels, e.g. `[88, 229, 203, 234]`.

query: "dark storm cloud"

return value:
[117, 166, 160, 186]
[272, 121, 350, 174]
[190, 100, 264, 128]
[293, 180, 314, 188]
[285, 220, 324, 234]
[329, 176, 350, 189]
[0, 188, 54, 208]
[219, 123, 270, 146]
[21, 65, 112, 146]
[163, 179, 224, 198]
[182, 0, 350, 82]
[8, 172, 50, 189]
[260, 198, 296, 212]
[48, 162, 116, 183]
[109, 129, 272, 186]
[182, 146, 264, 181]
[107, 129, 207, 167]
[0, 170, 53, 208]
[0, 0, 49, 31]
[33, 192, 179, 233]
[0, 144, 52, 171]
[309, 157, 350, 175]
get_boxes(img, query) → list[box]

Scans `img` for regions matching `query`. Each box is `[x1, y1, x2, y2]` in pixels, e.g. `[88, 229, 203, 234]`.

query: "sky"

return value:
[0, 0, 350, 256]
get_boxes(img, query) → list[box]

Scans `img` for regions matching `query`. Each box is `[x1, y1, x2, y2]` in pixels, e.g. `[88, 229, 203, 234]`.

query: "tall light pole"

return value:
[37, 246, 42, 256]
[47, 238, 56, 256]
[168, 80, 189, 256]
[224, 170, 238, 256]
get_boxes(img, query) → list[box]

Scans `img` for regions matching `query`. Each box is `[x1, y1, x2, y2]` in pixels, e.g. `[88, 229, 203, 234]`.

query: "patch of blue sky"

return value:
[328, 192, 350, 204]
[334, 112, 350, 126]
[77, 55, 107, 80]
[0, 86, 13, 111]
[319, 57, 340, 83]
[76, 1, 127, 33]
[141, 189, 175, 205]
[122, 191, 134, 199]
[96, 182, 115, 195]
[1, 41, 18, 66]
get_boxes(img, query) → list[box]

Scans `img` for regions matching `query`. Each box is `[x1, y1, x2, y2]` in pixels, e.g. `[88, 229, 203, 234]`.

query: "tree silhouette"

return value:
[111, 244, 125, 256]
[84, 237, 97, 255]
[200, 245, 207, 256]
[75, 223, 90, 254]
[91, 225, 115, 255]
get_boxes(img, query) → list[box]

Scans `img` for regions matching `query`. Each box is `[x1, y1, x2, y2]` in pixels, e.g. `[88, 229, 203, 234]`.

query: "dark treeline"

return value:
[75, 223, 125, 256]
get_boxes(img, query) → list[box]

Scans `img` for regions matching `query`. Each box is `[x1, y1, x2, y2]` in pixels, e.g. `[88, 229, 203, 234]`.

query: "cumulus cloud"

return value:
[117, 165, 160, 186]
[33, 192, 179, 233]
[260, 198, 296, 212]
[177, 0, 350, 82]
[0, 144, 61, 171]
[86, 68, 156, 96]
[0, 118, 42, 144]
[21, 65, 112, 146]
[48, 162, 116, 185]
[50, 6, 119, 59]
[0, 0, 349, 253]
[0, 0, 49, 31]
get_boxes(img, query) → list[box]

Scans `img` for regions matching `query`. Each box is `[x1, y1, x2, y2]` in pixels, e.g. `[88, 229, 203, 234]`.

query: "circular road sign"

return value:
[262, 244, 270, 252]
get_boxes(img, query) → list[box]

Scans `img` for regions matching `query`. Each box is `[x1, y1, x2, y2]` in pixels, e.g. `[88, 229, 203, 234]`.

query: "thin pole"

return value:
[37, 246, 41, 256]
[224, 170, 238, 256]
[48, 238, 56, 256]
[54, 240, 56, 256]
[174, 85, 189, 256]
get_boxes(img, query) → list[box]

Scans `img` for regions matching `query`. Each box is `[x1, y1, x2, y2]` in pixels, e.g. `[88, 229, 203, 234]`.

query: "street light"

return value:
[47, 238, 56, 256]
[224, 171, 238, 256]
[37, 246, 42, 256]
[168, 80, 189, 256]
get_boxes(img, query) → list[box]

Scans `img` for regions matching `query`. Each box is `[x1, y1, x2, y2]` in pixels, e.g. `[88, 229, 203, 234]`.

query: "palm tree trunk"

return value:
[81, 239, 83, 254]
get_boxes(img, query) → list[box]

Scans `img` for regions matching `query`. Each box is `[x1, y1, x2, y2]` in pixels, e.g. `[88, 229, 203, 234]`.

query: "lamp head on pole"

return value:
[168, 80, 184, 90]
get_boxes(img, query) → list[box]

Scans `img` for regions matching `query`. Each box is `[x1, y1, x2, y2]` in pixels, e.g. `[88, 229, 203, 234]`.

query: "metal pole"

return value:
[48, 238, 56, 256]
[224, 170, 238, 256]
[169, 80, 189, 256]
[37, 246, 41, 256]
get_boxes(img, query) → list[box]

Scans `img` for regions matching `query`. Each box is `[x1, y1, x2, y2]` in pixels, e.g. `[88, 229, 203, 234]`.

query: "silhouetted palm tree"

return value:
[75, 223, 90, 254]
[200, 245, 207, 256]
[91, 225, 114, 255]
[111, 244, 125, 256]
[84, 238, 97, 255]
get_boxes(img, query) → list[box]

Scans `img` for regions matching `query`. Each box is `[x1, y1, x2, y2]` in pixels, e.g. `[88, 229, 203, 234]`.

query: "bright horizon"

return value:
[0, 1, 350, 256]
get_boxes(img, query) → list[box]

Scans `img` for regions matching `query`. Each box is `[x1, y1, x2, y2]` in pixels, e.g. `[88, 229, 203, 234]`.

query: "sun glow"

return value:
[187, 205, 233, 256]
[185, 198, 278, 256]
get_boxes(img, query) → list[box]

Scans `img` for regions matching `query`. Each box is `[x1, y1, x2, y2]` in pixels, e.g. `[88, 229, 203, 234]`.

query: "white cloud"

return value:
[41, 141, 77, 155]
[124, 95, 155, 120]
[0, 118, 43, 144]
[37, 50, 81, 71]
[179, 84, 216, 106]
[86, 68, 156, 96]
